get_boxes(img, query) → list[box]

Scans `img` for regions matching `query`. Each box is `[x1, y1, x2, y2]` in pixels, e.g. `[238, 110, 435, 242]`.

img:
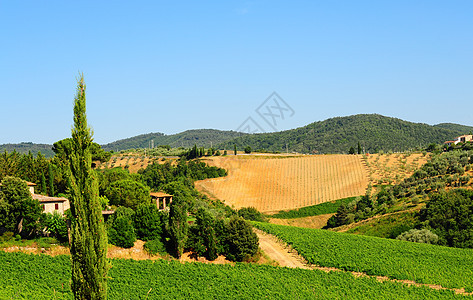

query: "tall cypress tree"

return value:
[68, 74, 108, 299]
[48, 163, 55, 196]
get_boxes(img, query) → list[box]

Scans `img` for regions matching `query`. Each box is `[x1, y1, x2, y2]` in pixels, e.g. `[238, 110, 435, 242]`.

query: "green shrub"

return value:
[143, 239, 167, 256]
[238, 207, 267, 222]
[396, 229, 438, 244]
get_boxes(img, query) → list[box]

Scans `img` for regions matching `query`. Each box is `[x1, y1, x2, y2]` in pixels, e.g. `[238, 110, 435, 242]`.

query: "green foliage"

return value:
[420, 189, 473, 248]
[0, 176, 42, 237]
[270, 197, 356, 219]
[67, 74, 108, 299]
[53, 138, 112, 163]
[102, 129, 245, 152]
[237, 207, 267, 222]
[0, 143, 55, 157]
[168, 195, 188, 258]
[188, 208, 218, 260]
[254, 222, 473, 290]
[1, 251, 468, 299]
[44, 211, 69, 243]
[224, 216, 259, 262]
[105, 179, 150, 209]
[244, 146, 252, 154]
[133, 204, 163, 241]
[143, 239, 167, 256]
[219, 114, 466, 154]
[396, 229, 439, 244]
[108, 215, 136, 248]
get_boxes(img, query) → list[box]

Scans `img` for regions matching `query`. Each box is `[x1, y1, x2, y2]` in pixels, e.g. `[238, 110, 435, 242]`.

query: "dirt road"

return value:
[254, 229, 309, 269]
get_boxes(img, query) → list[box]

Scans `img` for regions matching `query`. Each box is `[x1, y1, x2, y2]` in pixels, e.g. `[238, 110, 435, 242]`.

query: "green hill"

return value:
[434, 123, 473, 134]
[220, 114, 468, 154]
[0, 143, 55, 157]
[102, 129, 245, 151]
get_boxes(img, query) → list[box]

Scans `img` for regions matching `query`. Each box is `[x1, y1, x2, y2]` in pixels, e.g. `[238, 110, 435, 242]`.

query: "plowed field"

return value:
[195, 155, 369, 212]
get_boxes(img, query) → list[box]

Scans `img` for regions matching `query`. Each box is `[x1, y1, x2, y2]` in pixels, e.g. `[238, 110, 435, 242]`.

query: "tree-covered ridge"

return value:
[220, 114, 469, 154]
[0, 143, 55, 157]
[102, 129, 246, 151]
[434, 123, 473, 134]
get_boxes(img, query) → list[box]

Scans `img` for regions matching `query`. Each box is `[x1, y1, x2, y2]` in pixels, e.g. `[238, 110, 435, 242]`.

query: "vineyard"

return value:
[0, 251, 468, 299]
[253, 222, 473, 291]
[196, 155, 369, 212]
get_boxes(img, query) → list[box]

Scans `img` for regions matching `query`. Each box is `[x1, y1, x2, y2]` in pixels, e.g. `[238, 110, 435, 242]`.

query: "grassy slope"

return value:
[254, 222, 473, 290]
[0, 251, 468, 299]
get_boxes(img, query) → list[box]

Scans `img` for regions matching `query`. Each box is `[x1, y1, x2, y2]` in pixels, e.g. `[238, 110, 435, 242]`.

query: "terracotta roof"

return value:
[32, 194, 69, 203]
[150, 192, 173, 198]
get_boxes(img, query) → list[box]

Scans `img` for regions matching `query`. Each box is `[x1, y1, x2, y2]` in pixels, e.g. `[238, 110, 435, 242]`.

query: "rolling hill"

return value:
[101, 129, 245, 151]
[2, 115, 471, 155]
[219, 114, 470, 154]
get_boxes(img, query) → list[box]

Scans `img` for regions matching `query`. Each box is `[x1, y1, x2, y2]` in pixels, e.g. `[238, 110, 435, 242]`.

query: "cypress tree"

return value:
[168, 195, 188, 258]
[40, 172, 47, 195]
[68, 74, 108, 299]
[234, 144, 237, 156]
[357, 142, 362, 155]
[48, 163, 55, 196]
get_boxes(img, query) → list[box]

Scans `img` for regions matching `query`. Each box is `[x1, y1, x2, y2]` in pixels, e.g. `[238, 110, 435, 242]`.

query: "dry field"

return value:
[195, 155, 370, 213]
[363, 152, 429, 186]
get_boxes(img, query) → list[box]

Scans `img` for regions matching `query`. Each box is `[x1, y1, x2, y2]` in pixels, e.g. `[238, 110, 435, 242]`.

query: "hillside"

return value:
[434, 123, 473, 134]
[219, 114, 468, 154]
[195, 155, 369, 212]
[0, 142, 55, 157]
[102, 129, 245, 151]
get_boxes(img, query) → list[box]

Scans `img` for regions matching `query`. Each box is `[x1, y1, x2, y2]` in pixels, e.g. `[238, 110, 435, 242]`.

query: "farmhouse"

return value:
[0, 181, 71, 215]
[150, 192, 173, 210]
[445, 135, 473, 146]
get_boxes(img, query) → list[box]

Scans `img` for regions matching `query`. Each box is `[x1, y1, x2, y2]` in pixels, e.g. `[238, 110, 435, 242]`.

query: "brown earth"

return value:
[269, 214, 333, 229]
[196, 154, 370, 212]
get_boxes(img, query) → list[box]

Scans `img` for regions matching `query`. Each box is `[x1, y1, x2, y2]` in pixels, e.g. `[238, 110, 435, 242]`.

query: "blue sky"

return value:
[1, 1, 472, 144]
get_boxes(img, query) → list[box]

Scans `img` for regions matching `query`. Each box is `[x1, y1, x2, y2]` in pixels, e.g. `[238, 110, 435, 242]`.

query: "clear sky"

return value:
[1, 1, 472, 144]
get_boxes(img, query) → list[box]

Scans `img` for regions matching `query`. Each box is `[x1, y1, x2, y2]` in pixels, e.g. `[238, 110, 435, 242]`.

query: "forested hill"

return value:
[102, 129, 245, 151]
[434, 123, 473, 134]
[0, 143, 55, 157]
[219, 114, 469, 154]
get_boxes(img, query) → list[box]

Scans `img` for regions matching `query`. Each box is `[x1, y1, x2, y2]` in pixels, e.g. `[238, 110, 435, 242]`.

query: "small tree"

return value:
[357, 142, 362, 154]
[348, 147, 355, 155]
[133, 203, 163, 241]
[105, 179, 150, 209]
[189, 208, 218, 260]
[168, 195, 188, 258]
[224, 216, 259, 262]
[234, 144, 237, 156]
[396, 229, 438, 244]
[244, 146, 252, 154]
[0, 176, 42, 237]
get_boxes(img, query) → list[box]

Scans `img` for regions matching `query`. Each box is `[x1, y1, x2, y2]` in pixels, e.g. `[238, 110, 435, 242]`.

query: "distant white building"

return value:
[444, 134, 473, 146]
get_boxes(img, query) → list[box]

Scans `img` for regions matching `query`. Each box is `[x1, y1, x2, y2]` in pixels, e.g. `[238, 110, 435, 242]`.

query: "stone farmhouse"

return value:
[444, 134, 473, 147]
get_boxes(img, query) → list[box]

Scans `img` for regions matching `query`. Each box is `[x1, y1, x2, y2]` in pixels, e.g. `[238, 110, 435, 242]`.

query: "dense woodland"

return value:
[220, 114, 473, 154]
[102, 129, 245, 151]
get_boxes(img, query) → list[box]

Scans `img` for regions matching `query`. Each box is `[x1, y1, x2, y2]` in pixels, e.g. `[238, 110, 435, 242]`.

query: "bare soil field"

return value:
[269, 214, 334, 229]
[195, 154, 369, 212]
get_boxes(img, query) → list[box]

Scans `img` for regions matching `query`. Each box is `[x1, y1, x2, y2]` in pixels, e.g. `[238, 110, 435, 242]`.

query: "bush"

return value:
[107, 207, 136, 248]
[396, 229, 438, 244]
[143, 239, 167, 256]
[133, 204, 163, 241]
[224, 216, 259, 262]
[237, 207, 267, 222]
[44, 211, 69, 243]
[244, 146, 252, 154]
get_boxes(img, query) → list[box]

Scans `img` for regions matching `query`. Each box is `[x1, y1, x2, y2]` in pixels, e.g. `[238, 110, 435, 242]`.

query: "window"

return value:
[55, 203, 59, 210]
